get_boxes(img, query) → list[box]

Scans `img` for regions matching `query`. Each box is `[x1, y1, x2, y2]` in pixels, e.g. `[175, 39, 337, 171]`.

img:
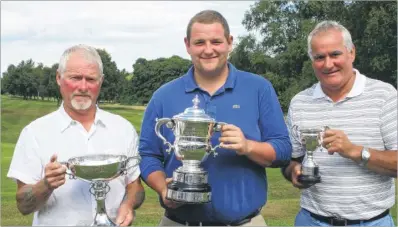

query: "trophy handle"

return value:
[120, 155, 142, 175]
[59, 161, 76, 179]
[207, 122, 227, 157]
[291, 125, 302, 143]
[319, 126, 330, 150]
[155, 118, 175, 153]
[213, 121, 226, 132]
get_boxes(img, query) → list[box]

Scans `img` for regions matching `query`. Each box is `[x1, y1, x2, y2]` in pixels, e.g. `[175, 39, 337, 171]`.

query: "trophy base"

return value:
[166, 181, 211, 204]
[92, 213, 116, 226]
[298, 175, 321, 184]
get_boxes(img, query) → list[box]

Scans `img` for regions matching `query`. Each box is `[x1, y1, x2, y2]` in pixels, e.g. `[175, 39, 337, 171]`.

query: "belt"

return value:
[165, 209, 260, 226]
[308, 209, 390, 226]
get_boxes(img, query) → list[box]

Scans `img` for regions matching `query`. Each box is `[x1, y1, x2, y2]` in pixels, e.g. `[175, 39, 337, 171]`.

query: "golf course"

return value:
[1, 95, 396, 226]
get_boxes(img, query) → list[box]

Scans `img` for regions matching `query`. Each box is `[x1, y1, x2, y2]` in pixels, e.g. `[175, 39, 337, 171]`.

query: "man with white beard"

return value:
[7, 44, 145, 226]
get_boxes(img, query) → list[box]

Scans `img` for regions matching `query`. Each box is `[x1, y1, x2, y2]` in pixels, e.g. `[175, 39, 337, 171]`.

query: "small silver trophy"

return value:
[292, 125, 328, 185]
[61, 154, 140, 226]
[155, 95, 225, 204]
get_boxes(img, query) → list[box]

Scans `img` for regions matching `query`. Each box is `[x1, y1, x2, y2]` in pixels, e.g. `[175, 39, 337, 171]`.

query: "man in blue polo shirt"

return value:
[139, 10, 292, 226]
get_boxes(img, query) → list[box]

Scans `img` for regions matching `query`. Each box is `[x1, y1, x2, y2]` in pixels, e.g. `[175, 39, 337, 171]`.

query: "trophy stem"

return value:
[90, 181, 116, 226]
[181, 160, 201, 170]
[307, 151, 314, 159]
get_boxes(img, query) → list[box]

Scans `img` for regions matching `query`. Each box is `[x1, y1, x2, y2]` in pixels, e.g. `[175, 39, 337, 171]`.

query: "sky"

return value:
[1, 1, 257, 74]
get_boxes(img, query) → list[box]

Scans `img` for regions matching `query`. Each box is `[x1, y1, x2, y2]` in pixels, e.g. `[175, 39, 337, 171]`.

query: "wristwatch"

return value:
[359, 147, 371, 166]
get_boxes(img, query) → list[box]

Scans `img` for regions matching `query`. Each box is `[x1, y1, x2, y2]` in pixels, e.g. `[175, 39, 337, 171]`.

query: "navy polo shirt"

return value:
[139, 63, 292, 223]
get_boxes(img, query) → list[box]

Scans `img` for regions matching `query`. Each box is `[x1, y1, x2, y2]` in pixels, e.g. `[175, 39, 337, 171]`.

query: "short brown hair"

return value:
[186, 10, 230, 41]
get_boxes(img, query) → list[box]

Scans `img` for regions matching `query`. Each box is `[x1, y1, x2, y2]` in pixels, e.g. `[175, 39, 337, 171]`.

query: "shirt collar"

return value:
[58, 102, 106, 132]
[183, 62, 238, 93]
[312, 68, 366, 99]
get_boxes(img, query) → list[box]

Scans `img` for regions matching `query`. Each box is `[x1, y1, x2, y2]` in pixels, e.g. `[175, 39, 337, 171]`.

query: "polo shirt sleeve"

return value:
[286, 102, 305, 158]
[139, 97, 165, 182]
[380, 88, 397, 150]
[7, 126, 43, 185]
[259, 80, 292, 162]
[124, 127, 141, 185]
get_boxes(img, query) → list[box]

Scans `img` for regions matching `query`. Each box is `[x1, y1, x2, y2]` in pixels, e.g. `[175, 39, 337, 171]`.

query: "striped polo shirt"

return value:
[286, 69, 397, 219]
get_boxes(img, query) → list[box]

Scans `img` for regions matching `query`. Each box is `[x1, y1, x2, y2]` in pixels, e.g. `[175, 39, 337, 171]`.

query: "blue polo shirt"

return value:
[139, 63, 292, 223]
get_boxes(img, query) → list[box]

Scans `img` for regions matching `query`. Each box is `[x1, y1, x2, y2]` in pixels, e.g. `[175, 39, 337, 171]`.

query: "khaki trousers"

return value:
[159, 214, 267, 226]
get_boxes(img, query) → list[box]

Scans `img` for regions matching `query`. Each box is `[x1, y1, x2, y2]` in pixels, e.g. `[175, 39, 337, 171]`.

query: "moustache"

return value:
[72, 93, 91, 98]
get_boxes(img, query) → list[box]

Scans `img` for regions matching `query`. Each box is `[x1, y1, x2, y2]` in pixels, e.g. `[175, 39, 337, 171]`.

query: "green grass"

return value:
[1, 95, 396, 226]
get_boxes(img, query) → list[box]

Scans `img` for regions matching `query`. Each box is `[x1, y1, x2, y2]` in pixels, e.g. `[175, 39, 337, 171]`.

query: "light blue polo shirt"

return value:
[139, 63, 292, 223]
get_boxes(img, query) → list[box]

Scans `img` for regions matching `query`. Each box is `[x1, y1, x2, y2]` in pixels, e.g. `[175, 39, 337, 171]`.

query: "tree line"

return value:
[1, 1, 396, 113]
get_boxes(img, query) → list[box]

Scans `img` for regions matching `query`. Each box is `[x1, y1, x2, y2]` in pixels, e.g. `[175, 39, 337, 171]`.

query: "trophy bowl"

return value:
[66, 154, 131, 181]
[61, 154, 140, 226]
[155, 95, 225, 203]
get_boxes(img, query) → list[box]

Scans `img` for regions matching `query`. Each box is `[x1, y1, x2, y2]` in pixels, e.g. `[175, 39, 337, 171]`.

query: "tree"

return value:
[127, 56, 191, 105]
[97, 49, 123, 103]
[231, 0, 397, 112]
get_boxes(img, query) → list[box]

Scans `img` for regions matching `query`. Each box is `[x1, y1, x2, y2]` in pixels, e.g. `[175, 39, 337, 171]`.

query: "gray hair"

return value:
[57, 44, 104, 78]
[307, 20, 354, 60]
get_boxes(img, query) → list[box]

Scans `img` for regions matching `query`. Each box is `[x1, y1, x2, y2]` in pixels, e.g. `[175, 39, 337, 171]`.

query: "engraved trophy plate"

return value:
[292, 125, 328, 185]
[61, 154, 140, 226]
[155, 95, 226, 203]
[166, 190, 212, 204]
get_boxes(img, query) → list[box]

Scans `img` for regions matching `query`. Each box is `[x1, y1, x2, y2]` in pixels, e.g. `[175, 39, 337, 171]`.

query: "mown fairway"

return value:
[1, 96, 396, 226]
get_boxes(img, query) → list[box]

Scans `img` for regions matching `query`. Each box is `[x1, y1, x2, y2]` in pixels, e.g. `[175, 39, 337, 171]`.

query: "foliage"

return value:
[124, 56, 192, 105]
[230, 1, 397, 112]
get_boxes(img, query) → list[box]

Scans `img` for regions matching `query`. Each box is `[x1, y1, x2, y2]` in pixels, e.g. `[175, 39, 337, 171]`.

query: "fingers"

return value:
[323, 129, 336, 137]
[220, 130, 240, 137]
[161, 183, 183, 209]
[220, 124, 238, 132]
[119, 214, 131, 226]
[50, 154, 58, 163]
[291, 164, 303, 188]
[219, 124, 246, 153]
[322, 135, 338, 147]
[44, 154, 67, 190]
[291, 165, 314, 189]
[165, 178, 173, 184]
[220, 143, 240, 150]
[219, 136, 241, 144]
[116, 209, 132, 226]
[47, 177, 66, 188]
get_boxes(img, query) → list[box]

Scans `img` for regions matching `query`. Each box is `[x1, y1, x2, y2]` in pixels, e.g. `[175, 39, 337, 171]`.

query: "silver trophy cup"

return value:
[291, 125, 328, 185]
[155, 95, 225, 204]
[61, 154, 140, 226]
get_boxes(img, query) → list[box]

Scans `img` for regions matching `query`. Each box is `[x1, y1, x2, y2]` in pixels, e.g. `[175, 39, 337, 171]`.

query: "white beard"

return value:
[71, 98, 92, 110]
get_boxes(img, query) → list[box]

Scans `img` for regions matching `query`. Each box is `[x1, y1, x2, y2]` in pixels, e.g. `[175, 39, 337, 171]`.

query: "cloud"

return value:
[1, 1, 256, 73]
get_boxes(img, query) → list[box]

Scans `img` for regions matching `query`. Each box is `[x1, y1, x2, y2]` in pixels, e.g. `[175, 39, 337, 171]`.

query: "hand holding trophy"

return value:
[61, 154, 140, 226]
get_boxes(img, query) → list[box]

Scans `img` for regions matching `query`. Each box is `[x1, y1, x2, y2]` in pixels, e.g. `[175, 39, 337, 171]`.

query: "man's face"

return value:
[185, 22, 233, 75]
[56, 52, 103, 113]
[310, 29, 355, 91]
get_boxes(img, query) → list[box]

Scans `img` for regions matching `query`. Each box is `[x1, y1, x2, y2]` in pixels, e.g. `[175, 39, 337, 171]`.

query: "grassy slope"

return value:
[1, 96, 396, 226]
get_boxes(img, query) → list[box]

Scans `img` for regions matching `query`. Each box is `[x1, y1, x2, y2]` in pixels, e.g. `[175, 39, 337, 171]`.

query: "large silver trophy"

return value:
[291, 125, 328, 185]
[155, 95, 225, 204]
[61, 154, 140, 226]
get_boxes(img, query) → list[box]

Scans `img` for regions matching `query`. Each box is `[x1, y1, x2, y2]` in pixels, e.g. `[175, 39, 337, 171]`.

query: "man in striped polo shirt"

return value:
[282, 21, 397, 226]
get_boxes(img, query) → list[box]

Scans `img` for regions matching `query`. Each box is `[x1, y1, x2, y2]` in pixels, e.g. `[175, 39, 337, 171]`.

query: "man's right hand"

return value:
[291, 163, 314, 189]
[43, 154, 67, 190]
[161, 178, 182, 209]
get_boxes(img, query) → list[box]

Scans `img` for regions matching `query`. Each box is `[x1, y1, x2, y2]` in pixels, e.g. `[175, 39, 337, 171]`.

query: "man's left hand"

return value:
[322, 129, 361, 160]
[116, 202, 134, 226]
[219, 124, 250, 155]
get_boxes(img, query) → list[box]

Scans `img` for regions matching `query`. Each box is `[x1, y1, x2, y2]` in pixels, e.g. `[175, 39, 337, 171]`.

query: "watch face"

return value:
[362, 148, 370, 161]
